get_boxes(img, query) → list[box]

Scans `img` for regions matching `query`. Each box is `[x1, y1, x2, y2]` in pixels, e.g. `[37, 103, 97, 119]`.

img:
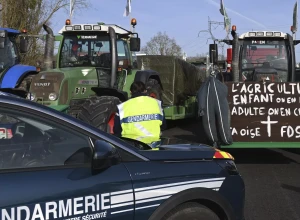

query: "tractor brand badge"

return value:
[82, 69, 92, 76]
[34, 82, 50, 87]
[40, 74, 46, 80]
[78, 35, 97, 39]
[78, 79, 98, 85]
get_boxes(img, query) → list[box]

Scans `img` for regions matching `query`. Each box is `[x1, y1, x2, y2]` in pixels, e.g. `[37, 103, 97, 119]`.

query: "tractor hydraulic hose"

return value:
[231, 32, 239, 82]
[43, 24, 55, 70]
[109, 26, 118, 88]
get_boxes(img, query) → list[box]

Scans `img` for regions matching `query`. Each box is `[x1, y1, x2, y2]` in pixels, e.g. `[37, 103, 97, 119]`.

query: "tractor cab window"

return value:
[60, 34, 130, 68]
[0, 36, 18, 71]
[241, 40, 288, 82]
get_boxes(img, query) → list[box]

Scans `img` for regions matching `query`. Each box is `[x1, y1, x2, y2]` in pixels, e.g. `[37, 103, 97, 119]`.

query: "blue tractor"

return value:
[0, 27, 40, 96]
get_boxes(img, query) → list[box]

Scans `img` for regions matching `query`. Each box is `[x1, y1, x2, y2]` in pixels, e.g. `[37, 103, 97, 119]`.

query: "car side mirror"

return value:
[130, 38, 141, 51]
[19, 36, 29, 53]
[92, 140, 120, 171]
[0, 30, 7, 49]
[209, 43, 218, 64]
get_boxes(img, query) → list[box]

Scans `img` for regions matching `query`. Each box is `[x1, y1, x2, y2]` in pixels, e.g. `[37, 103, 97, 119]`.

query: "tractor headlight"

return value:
[49, 93, 58, 101]
[27, 93, 35, 101]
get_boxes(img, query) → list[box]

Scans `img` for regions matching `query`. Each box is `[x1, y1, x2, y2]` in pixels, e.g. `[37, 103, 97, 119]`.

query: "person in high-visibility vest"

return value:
[113, 81, 166, 148]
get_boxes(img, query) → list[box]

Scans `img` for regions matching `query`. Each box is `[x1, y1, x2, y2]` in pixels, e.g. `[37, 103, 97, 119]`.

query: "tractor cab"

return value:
[237, 32, 290, 82]
[217, 25, 299, 83]
[0, 28, 24, 72]
[28, 19, 141, 112]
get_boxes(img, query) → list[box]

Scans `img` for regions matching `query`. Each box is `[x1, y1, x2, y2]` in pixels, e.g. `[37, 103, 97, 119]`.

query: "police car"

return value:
[0, 93, 245, 220]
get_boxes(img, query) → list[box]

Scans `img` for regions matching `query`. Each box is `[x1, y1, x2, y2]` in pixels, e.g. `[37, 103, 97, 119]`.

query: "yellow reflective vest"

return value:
[117, 96, 163, 144]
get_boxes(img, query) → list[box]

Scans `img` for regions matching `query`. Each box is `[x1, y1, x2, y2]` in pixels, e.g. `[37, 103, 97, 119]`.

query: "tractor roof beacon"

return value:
[28, 19, 163, 133]
[0, 27, 39, 93]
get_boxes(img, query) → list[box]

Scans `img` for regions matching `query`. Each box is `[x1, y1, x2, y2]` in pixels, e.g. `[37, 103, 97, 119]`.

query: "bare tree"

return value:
[0, 0, 90, 65]
[142, 32, 182, 56]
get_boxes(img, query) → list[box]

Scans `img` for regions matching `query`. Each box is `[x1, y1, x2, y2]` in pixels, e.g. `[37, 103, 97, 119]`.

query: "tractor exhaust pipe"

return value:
[109, 26, 118, 88]
[43, 24, 54, 70]
[231, 30, 239, 82]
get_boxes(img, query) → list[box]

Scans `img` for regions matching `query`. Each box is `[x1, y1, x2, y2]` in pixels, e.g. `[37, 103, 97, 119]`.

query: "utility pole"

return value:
[198, 16, 230, 60]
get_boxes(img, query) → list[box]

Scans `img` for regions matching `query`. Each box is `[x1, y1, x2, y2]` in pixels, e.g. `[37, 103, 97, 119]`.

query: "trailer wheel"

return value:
[162, 202, 220, 220]
[146, 78, 162, 101]
[77, 96, 121, 133]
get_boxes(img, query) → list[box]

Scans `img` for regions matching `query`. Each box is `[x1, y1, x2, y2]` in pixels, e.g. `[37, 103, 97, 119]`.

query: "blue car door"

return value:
[0, 106, 134, 220]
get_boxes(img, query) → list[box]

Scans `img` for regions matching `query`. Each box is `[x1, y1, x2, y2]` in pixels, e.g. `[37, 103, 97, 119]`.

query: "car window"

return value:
[0, 109, 92, 170]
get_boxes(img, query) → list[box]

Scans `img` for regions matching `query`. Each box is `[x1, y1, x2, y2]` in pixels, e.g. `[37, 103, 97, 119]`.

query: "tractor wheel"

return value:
[162, 202, 220, 220]
[68, 99, 88, 118]
[17, 75, 33, 91]
[146, 78, 162, 101]
[77, 96, 121, 133]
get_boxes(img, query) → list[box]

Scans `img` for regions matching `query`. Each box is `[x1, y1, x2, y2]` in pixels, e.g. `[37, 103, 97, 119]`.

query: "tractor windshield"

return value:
[241, 39, 288, 81]
[0, 36, 18, 71]
[59, 34, 130, 68]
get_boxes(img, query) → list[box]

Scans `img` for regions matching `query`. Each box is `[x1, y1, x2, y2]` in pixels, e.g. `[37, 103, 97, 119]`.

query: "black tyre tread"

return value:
[68, 99, 89, 118]
[162, 202, 220, 220]
[146, 78, 162, 101]
[77, 96, 121, 132]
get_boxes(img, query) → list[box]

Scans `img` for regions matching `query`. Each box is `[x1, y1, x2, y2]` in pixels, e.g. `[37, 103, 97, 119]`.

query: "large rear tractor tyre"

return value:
[162, 202, 221, 220]
[146, 78, 162, 101]
[68, 99, 88, 118]
[77, 96, 121, 133]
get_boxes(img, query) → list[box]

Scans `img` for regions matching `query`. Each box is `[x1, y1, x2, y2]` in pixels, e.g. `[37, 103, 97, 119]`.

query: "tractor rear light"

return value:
[274, 32, 281, 37]
[249, 32, 256, 37]
[256, 32, 264, 36]
[266, 32, 273, 36]
[93, 25, 101, 30]
[65, 26, 73, 31]
[74, 25, 81, 30]
[84, 25, 92, 30]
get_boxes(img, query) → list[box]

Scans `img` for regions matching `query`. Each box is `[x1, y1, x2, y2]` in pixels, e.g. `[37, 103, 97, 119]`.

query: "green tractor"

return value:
[27, 19, 165, 132]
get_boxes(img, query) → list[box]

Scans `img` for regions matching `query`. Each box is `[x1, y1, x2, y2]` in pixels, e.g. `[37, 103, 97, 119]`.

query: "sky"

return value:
[50, 0, 300, 59]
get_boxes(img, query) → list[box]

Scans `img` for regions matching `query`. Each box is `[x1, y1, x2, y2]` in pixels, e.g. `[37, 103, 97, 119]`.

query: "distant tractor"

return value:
[28, 19, 167, 132]
[199, 24, 300, 149]
[0, 27, 40, 92]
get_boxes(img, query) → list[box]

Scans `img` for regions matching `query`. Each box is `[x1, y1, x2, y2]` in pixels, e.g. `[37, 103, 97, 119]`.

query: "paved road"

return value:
[162, 119, 300, 220]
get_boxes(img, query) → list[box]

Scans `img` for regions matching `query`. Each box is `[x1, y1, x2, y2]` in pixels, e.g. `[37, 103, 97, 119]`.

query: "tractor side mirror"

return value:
[19, 36, 29, 53]
[130, 38, 141, 51]
[0, 30, 7, 49]
[209, 44, 218, 64]
[96, 42, 103, 48]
